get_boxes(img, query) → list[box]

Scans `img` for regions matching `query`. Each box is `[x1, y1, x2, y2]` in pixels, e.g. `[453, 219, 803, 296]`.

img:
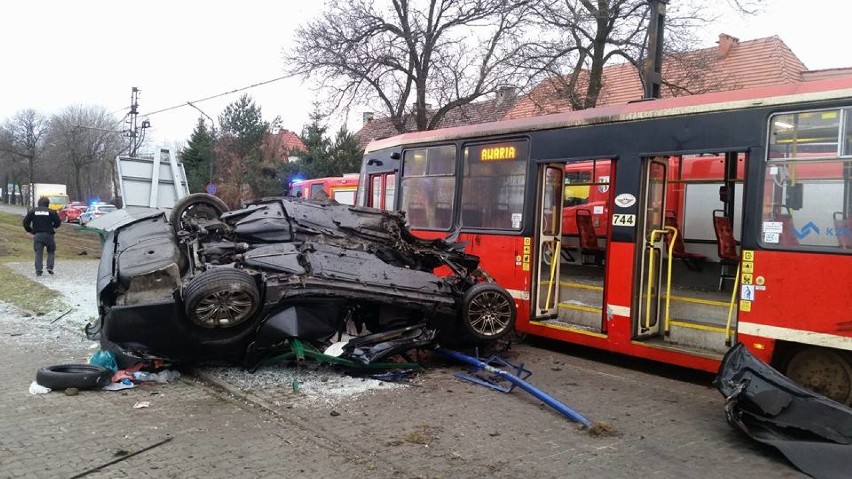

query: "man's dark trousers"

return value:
[33, 232, 56, 274]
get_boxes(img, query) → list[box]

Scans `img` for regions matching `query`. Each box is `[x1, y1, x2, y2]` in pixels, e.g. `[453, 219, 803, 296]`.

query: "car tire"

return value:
[183, 269, 261, 330]
[460, 283, 516, 342]
[170, 193, 229, 233]
[35, 364, 112, 390]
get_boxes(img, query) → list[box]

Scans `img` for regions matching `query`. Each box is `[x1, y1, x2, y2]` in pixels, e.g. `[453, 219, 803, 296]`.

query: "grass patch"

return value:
[0, 263, 64, 315]
[0, 210, 103, 262]
[0, 209, 101, 314]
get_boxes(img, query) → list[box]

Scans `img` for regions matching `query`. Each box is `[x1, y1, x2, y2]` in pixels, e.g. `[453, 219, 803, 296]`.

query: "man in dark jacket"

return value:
[22, 196, 62, 276]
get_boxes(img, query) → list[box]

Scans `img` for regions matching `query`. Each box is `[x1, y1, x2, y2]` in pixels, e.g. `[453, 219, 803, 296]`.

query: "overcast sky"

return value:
[0, 0, 849, 150]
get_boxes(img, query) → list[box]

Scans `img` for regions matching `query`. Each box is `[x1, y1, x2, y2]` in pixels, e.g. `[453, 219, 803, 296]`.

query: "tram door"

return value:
[535, 164, 564, 319]
[635, 158, 668, 338]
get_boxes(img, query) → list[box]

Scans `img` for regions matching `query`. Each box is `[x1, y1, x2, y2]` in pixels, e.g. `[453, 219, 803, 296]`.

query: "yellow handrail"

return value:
[725, 262, 742, 346]
[644, 227, 676, 333]
[544, 239, 560, 310]
[661, 226, 677, 336]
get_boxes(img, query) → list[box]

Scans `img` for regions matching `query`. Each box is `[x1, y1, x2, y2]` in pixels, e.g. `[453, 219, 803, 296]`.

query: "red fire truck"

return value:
[357, 76, 852, 405]
[288, 174, 360, 205]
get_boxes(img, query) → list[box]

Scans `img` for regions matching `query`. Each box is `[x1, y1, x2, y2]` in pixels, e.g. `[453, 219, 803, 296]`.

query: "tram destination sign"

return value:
[470, 140, 529, 162]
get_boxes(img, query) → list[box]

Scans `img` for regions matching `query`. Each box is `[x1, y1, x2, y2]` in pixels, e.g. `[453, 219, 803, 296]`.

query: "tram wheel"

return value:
[783, 346, 852, 406]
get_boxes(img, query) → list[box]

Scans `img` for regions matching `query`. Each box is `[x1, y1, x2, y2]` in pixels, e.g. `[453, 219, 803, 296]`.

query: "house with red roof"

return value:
[263, 128, 307, 163]
[355, 33, 852, 149]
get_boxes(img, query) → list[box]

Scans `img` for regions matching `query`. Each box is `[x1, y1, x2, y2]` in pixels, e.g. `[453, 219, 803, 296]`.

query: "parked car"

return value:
[57, 202, 88, 223]
[86, 194, 516, 366]
[78, 203, 117, 225]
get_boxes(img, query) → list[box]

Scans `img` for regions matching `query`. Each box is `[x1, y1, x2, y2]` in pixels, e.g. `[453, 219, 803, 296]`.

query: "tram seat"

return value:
[713, 209, 740, 291]
[490, 202, 510, 229]
[406, 203, 428, 227]
[772, 208, 800, 246]
[663, 211, 706, 271]
[434, 202, 453, 228]
[462, 203, 485, 228]
[834, 212, 852, 249]
[576, 209, 605, 265]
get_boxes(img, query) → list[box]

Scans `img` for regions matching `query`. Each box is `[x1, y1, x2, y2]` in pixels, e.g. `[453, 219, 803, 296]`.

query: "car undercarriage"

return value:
[86, 194, 516, 366]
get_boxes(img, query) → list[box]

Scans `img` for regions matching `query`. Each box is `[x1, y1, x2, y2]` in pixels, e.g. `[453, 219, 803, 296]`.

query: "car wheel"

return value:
[460, 283, 516, 342]
[170, 193, 229, 232]
[183, 269, 260, 329]
[783, 346, 852, 405]
[35, 364, 112, 390]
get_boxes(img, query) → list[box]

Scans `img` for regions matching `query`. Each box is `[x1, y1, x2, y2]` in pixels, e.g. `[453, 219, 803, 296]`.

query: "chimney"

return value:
[362, 112, 374, 125]
[717, 33, 739, 58]
[497, 86, 516, 104]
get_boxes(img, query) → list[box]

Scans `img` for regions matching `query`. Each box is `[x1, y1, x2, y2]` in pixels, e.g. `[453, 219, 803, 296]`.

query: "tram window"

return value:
[309, 184, 328, 200]
[845, 110, 852, 156]
[763, 108, 852, 251]
[564, 171, 591, 207]
[769, 109, 843, 159]
[371, 176, 382, 207]
[385, 174, 396, 209]
[400, 146, 457, 230]
[460, 140, 528, 230]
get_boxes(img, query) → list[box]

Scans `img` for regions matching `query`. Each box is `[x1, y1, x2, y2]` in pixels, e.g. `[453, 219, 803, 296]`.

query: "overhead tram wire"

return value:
[144, 75, 292, 118]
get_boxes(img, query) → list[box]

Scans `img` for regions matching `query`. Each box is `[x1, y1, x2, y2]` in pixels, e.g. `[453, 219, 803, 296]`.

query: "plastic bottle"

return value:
[133, 371, 153, 381]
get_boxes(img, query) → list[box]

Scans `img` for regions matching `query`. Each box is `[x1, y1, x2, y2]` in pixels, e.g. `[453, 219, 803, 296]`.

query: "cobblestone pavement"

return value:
[199, 341, 806, 479]
[0, 309, 395, 479]
[0, 260, 806, 479]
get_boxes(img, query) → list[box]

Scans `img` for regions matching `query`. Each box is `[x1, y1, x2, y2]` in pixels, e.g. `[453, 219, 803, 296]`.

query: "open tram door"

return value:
[635, 157, 669, 338]
[534, 164, 564, 319]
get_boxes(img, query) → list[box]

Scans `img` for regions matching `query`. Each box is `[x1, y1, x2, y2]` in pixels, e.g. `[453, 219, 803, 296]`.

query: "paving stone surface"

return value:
[0, 307, 393, 479]
[0, 258, 807, 479]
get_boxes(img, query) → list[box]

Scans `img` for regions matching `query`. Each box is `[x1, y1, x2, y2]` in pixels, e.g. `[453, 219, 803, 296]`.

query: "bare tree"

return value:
[285, 0, 538, 133]
[523, 0, 763, 111]
[0, 109, 50, 205]
[45, 105, 124, 201]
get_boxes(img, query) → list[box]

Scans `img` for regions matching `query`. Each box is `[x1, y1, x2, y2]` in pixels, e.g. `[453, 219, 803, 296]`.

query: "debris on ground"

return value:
[714, 343, 852, 479]
[435, 347, 592, 428]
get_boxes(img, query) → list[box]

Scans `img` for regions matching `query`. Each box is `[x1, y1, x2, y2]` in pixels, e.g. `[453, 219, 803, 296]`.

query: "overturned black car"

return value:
[86, 194, 516, 366]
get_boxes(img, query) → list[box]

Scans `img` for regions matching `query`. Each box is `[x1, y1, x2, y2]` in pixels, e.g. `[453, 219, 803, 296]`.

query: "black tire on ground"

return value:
[35, 364, 112, 390]
[460, 283, 516, 342]
[170, 193, 229, 233]
[183, 268, 261, 330]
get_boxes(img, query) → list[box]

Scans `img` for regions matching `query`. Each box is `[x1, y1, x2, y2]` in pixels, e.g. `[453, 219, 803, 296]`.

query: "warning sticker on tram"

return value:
[612, 214, 636, 226]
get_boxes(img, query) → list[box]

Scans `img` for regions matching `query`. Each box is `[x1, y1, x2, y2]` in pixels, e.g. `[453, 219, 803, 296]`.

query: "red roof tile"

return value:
[355, 34, 837, 144]
[505, 34, 808, 119]
[267, 129, 306, 154]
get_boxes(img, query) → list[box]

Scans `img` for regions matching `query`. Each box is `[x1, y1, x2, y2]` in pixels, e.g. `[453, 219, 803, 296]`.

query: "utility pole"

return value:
[126, 87, 151, 157]
[643, 0, 667, 100]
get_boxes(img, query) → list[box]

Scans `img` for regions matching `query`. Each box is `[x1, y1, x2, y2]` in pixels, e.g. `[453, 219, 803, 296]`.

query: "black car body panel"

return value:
[88, 196, 515, 364]
[714, 343, 852, 479]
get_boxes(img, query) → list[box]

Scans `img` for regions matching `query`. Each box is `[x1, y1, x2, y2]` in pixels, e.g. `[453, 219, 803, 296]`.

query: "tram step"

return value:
[666, 319, 733, 355]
